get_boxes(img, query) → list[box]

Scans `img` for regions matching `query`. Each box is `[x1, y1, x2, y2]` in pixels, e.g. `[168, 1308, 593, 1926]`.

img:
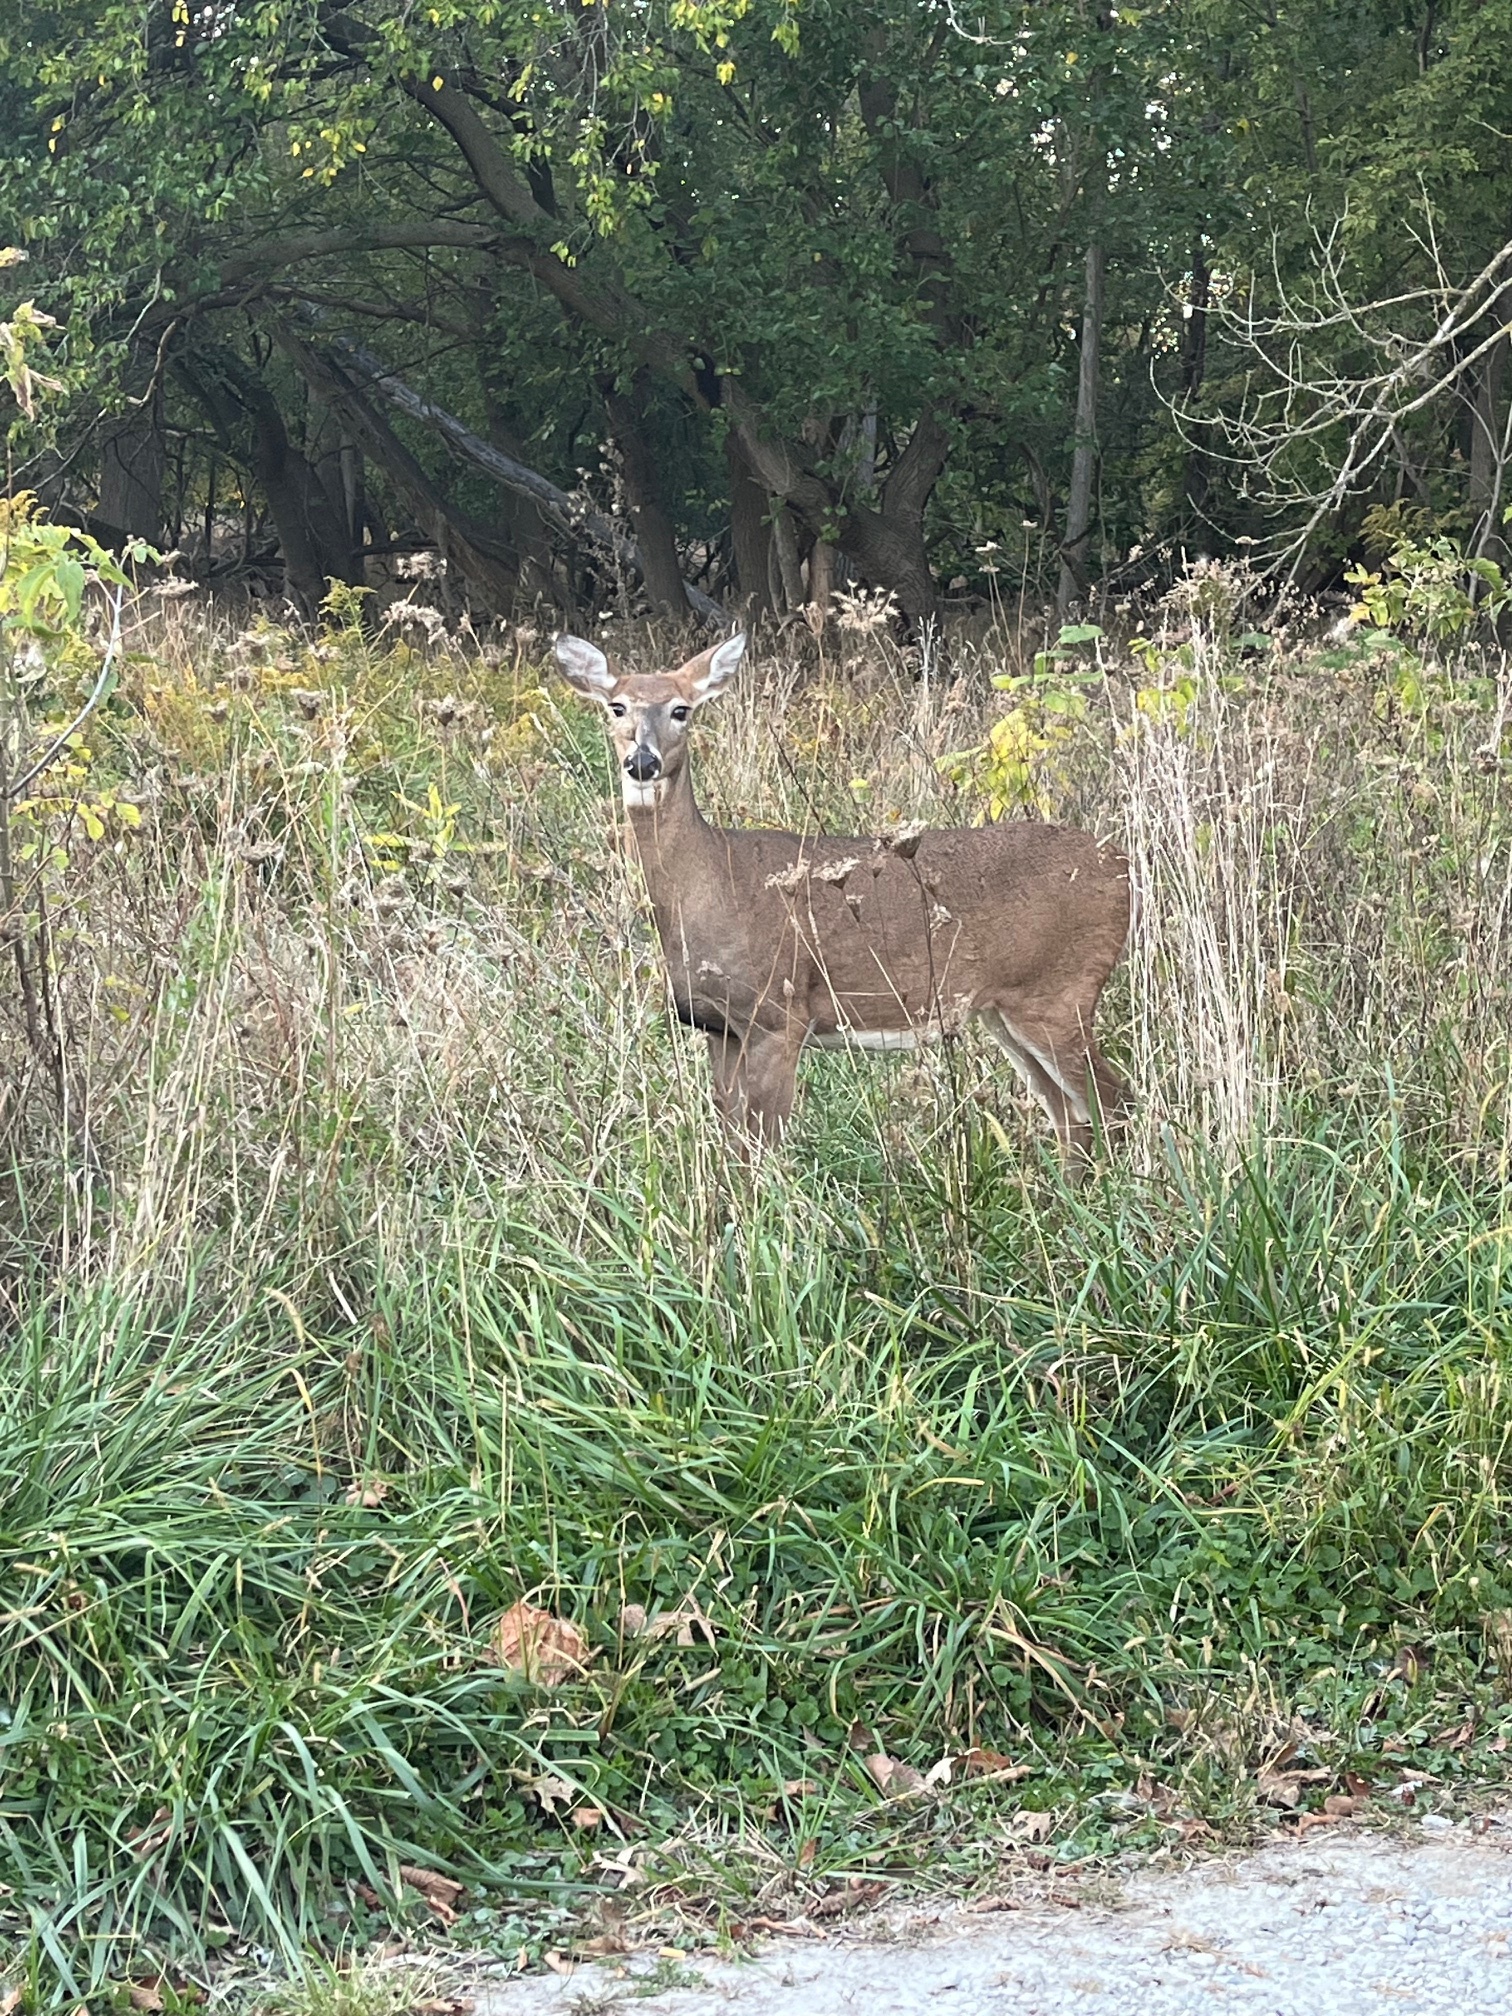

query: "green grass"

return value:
[1, 598, 1510, 2001]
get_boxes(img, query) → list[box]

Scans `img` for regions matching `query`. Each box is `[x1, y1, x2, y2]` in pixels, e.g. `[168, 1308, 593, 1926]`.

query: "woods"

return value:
[4, 0, 1512, 625]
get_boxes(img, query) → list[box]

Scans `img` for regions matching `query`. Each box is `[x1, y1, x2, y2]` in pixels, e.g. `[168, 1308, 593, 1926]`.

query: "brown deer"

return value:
[555, 633, 1132, 1156]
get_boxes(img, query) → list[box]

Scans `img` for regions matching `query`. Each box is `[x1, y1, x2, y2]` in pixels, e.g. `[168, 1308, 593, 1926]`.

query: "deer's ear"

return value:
[553, 634, 616, 701]
[682, 632, 746, 708]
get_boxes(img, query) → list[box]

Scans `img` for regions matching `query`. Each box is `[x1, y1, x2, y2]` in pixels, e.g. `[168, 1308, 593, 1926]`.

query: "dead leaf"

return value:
[618, 1603, 648, 1638]
[847, 1718, 878, 1753]
[864, 1753, 925, 1796]
[542, 1953, 574, 1977]
[578, 1932, 627, 1957]
[797, 1838, 816, 1868]
[809, 1879, 886, 1920]
[528, 1773, 576, 1815]
[1389, 1643, 1430, 1684]
[922, 1755, 954, 1790]
[959, 1746, 1031, 1783]
[1256, 1766, 1330, 1809]
[490, 1600, 590, 1685]
[1008, 1809, 1054, 1843]
[1290, 1811, 1338, 1837]
[1323, 1795, 1362, 1817]
[344, 1479, 389, 1508]
[570, 1805, 604, 1831]
[1430, 1717, 1475, 1751]
[128, 1986, 163, 2014]
[1489, 1733, 1508, 1754]
[1178, 1816, 1214, 1843]
[0, 1993, 22, 2016]
[399, 1865, 465, 1926]
[1344, 1770, 1373, 1798]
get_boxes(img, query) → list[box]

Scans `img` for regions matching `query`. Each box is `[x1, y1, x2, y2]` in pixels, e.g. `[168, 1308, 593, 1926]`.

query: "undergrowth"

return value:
[1, 577, 1510, 2003]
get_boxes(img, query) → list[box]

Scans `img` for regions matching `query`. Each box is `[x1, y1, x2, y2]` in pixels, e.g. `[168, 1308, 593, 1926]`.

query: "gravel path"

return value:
[475, 1817, 1512, 2015]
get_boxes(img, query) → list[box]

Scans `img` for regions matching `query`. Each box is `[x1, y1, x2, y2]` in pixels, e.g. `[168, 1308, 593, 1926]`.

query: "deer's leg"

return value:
[985, 1004, 1130, 1164]
[979, 1008, 1084, 1158]
[706, 1027, 802, 1147]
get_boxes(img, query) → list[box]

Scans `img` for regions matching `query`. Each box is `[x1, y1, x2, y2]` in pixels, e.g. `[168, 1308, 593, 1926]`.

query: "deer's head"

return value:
[553, 634, 747, 809]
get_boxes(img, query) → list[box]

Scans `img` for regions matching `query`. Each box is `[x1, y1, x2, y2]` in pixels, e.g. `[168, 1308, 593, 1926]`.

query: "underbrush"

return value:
[1, 581, 1510, 2002]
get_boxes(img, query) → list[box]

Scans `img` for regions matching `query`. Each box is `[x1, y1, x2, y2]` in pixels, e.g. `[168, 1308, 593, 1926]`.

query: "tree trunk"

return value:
[235, 381, 355, 616]
[97, 343, 166, 548]
[807, 538, 834, 618]
[770, 504, 804, 613]
[1469, 326, 1510, 563]
[1180, 239, 1212, 529]
[603, 376, 689, 617]
[1058, 239, 1105, 617]
[725, 434, 773, 620]
[271, 326, 522, 612]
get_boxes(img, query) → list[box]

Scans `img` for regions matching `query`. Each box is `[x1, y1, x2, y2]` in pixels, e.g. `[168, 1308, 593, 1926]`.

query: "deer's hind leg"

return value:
[982, 1004, 1130, 1163]
[978, 1008, 1086, 1159]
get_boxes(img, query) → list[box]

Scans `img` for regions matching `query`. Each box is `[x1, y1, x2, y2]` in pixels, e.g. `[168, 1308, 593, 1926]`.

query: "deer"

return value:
[553, 632, 1132, 1158]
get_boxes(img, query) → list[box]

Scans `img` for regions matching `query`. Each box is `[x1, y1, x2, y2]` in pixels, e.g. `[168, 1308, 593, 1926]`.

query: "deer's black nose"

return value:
[625, 746, 661, 782]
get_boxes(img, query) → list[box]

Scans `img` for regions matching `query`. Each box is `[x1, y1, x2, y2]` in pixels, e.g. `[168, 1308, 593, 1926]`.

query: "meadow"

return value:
[2, 570, 1511, 2004]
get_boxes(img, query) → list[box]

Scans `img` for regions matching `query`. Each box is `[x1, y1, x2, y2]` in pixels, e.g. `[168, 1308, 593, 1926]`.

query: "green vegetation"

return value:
[3, 2, 1512, 618]
[1, 551, 1510, 2001]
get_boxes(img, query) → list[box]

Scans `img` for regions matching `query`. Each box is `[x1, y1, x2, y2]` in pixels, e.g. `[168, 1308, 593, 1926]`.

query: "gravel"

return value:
[474, 1816, 1512, 2016]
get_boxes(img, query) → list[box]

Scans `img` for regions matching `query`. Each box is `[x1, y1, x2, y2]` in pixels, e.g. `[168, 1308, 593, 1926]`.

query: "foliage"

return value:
[1, 5, 1509, 611]
[1347, 518, 1512, 644]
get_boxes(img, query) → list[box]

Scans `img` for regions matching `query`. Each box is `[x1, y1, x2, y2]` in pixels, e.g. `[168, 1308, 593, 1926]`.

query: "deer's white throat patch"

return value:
[621, 777, 669, 810]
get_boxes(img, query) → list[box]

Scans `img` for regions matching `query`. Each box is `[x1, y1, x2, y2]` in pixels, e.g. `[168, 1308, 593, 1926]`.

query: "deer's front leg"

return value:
[706, 1026, 803, 1147]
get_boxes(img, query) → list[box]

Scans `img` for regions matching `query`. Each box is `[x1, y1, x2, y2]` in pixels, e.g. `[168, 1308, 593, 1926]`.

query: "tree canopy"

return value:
[3, 0, 1511, 625]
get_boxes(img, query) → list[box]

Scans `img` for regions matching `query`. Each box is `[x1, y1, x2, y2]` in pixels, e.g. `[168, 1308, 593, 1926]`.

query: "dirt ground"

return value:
[473, 1815, 1512, 2016]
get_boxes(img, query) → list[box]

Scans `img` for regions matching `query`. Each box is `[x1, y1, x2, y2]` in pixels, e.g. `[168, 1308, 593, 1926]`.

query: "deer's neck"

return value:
[623, 766, 721, 928]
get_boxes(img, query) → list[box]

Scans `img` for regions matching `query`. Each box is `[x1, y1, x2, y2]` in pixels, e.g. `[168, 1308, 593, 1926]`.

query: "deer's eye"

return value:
[610, 702, 627, 718]
[670, 705, 690, 723]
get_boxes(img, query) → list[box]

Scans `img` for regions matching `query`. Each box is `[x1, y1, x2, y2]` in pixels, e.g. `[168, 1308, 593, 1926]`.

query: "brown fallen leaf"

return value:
[1430, 1717, 1475, 1751]
[1490, 1733, 1508, 1754]
[865, 1753, 925, 1796]
[344, 1479, 389, 1508]
[1323, 1795, 1363, 1817]
[542, 1953, 574, 1977]
[959, 1745, 1023, 1779]
[0, 1990, 22, 2016]
[847, 1718, 878, 1753]
[1345, 1770, 1374, 1798]
[490, 1600, 590, 1686]
[528, 1772, 577, 1815]
[399, 1865, 465, 1926]
[127, 1985, 163, 2014]
[809, 1879, 886, 1919]
[1009, 1809, 1054, 1844]
[578, 1933, 628, 1957]
[1290, 1811, 1339, 1837]
[1389, 1643, 1430, 1684]
[1178, 1816, 1215, 1843]
[618, 1603, 648, 1638]
[570, 1805, 604, 1831]
[1256, 1767, 1330, 1809]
